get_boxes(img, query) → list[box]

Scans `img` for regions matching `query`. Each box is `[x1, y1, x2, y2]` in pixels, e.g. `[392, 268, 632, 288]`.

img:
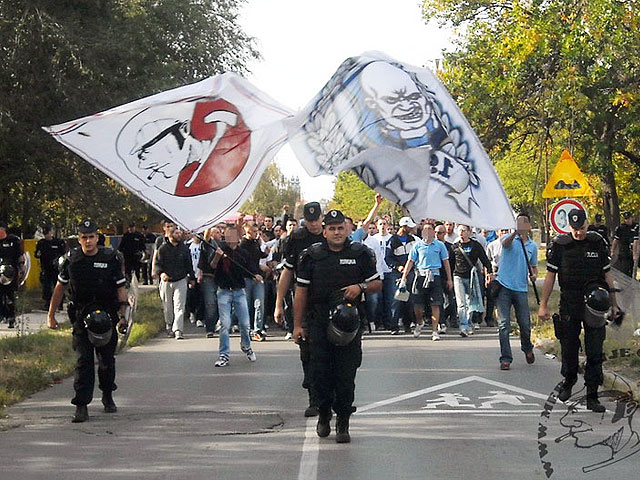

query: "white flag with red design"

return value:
[44, 74, 293, 231]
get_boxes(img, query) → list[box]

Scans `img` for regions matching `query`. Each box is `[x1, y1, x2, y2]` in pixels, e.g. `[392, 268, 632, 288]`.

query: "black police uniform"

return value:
[35, 236, 67, 308]
[281, 226, 324, 402]
[0, 234, 23, 325]
[612, 223, 638, 276]
[58, 245, 126, 406]
[296, 238, 378, 418]
[587, 224, 610, 247]
[118, 230, 146, 282]
[546, 231, 610, 388]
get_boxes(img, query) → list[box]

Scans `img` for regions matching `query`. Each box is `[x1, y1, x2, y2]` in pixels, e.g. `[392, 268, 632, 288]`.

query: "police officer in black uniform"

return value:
[587, 213, 610, 247]
[0, 220, 26, 328]
[35, 225, 67, 310]
[273, 202, 324, 417]
[611, 211, 639, 277]
[539, 209, 621, 412]
[294, 209, 381, 443]
[47, 219, 128, 423]
[118, 222, 146, 283]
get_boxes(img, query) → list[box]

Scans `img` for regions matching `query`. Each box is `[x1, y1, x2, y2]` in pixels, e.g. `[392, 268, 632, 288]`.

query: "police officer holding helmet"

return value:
[47, 219, 128, 423]
[538, 209, 621, 412]
[293, 209, 381, 443]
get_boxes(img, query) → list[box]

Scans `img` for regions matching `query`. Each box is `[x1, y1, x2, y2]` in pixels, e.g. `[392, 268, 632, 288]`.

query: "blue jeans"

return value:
[365, 292, 380, 327]
[200, 277, 219, 334]
[244, 278, 265, 333]
[217, 288, 251, 356]
[496, 286, 533, 363]
[453, 276, 472, 330]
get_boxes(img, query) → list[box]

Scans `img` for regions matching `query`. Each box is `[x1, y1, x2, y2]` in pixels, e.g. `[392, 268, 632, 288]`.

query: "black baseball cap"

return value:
[303, 202, 322, 221]
[594, 213, 603, 223]
[323, 209, 346, 225]
[78, 218, 98, 233]
[622, 211, 633, 219]
[568, 209, 587, 229]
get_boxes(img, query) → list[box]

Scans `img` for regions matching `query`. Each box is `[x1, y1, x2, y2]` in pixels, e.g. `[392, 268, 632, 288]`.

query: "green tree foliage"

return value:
[0, 0, 258, 235]
[331, 171, 401, 222]
[423, 0, 640, 231]
[242, 163, 299, 217]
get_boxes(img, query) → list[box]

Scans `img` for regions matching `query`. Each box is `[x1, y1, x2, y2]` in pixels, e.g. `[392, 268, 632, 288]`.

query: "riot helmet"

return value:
[0, 264, 16, 286]
[327, 301, 361, 346]
[83, 309, 114, 347]
[584, 282, 611, 328]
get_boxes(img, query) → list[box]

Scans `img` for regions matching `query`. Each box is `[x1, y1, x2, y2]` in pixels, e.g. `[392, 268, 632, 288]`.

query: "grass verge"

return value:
[0, 290, 163, 415]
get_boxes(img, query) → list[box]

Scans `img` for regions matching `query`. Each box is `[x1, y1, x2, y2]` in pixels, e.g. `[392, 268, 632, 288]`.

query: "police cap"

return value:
[323, 209, 345, 226]
[623, 211, 633, 219]
[594, 213, 603, 223]
[303, 202, 322, 221]
[78, 218, 98, 234]
[568, 209, 586, 229]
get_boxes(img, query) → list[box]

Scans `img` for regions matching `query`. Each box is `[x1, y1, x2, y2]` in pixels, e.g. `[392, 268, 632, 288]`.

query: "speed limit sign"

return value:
[549, 199, 586, 234]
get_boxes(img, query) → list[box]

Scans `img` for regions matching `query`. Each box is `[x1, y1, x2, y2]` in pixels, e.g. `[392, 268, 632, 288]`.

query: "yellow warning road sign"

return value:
[542, 150, 594, 198]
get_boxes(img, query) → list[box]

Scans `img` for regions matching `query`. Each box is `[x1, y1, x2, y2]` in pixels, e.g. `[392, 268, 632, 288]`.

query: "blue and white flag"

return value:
[286, 51, 515, 229]
[44, 74, 293, 232]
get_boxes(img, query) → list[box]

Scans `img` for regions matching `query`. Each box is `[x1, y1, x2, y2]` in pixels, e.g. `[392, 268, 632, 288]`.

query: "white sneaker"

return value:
[189, 315, 196, 324]
[467, 327, 474, 336]
[244, 348, 257, 362]
[432, 332, 441, 341]
[175, 330, 184, 339]
[284, 332, 293, 340]
[196, 320, 204, 328]
[214, 354, 229, 367]
[437, 324, 447, 334]
[413, 322, 423, 338]
[459, 329, 469, 338]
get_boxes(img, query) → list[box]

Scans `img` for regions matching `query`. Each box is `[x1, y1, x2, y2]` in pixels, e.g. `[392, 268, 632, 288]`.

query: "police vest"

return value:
[60, 246, 125, 311]
[552, 232, 607, 292]
[300, 241, 376, 306]
[284, 227, 324, 272]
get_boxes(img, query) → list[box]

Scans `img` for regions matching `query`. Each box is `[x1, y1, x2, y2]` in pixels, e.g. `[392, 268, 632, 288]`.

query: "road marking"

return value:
[357, 375, 548, 413]
[358, 409, 542, 416]
[298, 418, 319, 480]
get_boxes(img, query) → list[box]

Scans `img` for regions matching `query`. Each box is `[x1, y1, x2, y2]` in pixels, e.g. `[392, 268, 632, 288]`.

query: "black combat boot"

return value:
[586, 385, 605, 413]
[335, 416, 351, 443]
[316, 408, 332, 438]
[557, 378, 576, 402]
[304, 391, 319, 417]
[102, 391, 117, 413]
[72, 405, 88, 423]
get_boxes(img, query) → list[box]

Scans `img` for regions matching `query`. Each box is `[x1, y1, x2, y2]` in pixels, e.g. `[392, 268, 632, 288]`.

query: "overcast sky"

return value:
[239, 0, 453, 203]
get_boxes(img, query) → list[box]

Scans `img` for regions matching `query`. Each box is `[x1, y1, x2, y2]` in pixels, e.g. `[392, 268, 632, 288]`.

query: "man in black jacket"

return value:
[211, 225, 259, 367]
[451, 224, 493, 337]
[118, 222, 146, 283]
[35, 225, 67, 311]
[156, 225, 195, 339]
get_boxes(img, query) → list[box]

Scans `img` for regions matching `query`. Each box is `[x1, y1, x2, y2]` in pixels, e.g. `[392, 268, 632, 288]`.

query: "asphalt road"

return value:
[1, 323, 638, 480]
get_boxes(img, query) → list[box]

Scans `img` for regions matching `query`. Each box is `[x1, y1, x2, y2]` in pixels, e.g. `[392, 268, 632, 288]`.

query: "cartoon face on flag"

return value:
[286, 51, 515, 229]
[45, 74, 293, 231]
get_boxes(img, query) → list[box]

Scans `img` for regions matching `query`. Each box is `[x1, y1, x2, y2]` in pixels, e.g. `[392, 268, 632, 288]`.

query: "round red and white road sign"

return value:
[549, 199, 586, 234]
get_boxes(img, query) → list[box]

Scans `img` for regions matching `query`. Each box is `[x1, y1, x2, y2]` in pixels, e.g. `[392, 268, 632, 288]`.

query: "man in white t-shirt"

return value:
[363, 218, 393, 329]
[444, 221, 458, 244]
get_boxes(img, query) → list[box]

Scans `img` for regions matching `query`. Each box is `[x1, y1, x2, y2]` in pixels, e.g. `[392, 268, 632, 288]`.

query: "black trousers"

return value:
[308, 323, 361, 417]
[124, 257, 141, 283]
[71, 322, 118, 406]
[0, 283, 16, 320]
[558, 314, 605, 387]
[41, 270, 58, 308]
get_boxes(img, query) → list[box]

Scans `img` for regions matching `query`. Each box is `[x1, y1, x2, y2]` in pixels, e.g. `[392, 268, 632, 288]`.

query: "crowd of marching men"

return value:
[145, 196, 510, 349]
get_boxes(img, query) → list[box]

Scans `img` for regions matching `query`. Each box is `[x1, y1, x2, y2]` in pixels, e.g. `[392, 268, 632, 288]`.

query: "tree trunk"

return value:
[600, 122, 620, 233]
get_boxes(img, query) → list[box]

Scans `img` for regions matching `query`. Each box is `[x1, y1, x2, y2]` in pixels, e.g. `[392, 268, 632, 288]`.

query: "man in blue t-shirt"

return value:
[496, 212, 538, 370]
[400, 222, 453, 341]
